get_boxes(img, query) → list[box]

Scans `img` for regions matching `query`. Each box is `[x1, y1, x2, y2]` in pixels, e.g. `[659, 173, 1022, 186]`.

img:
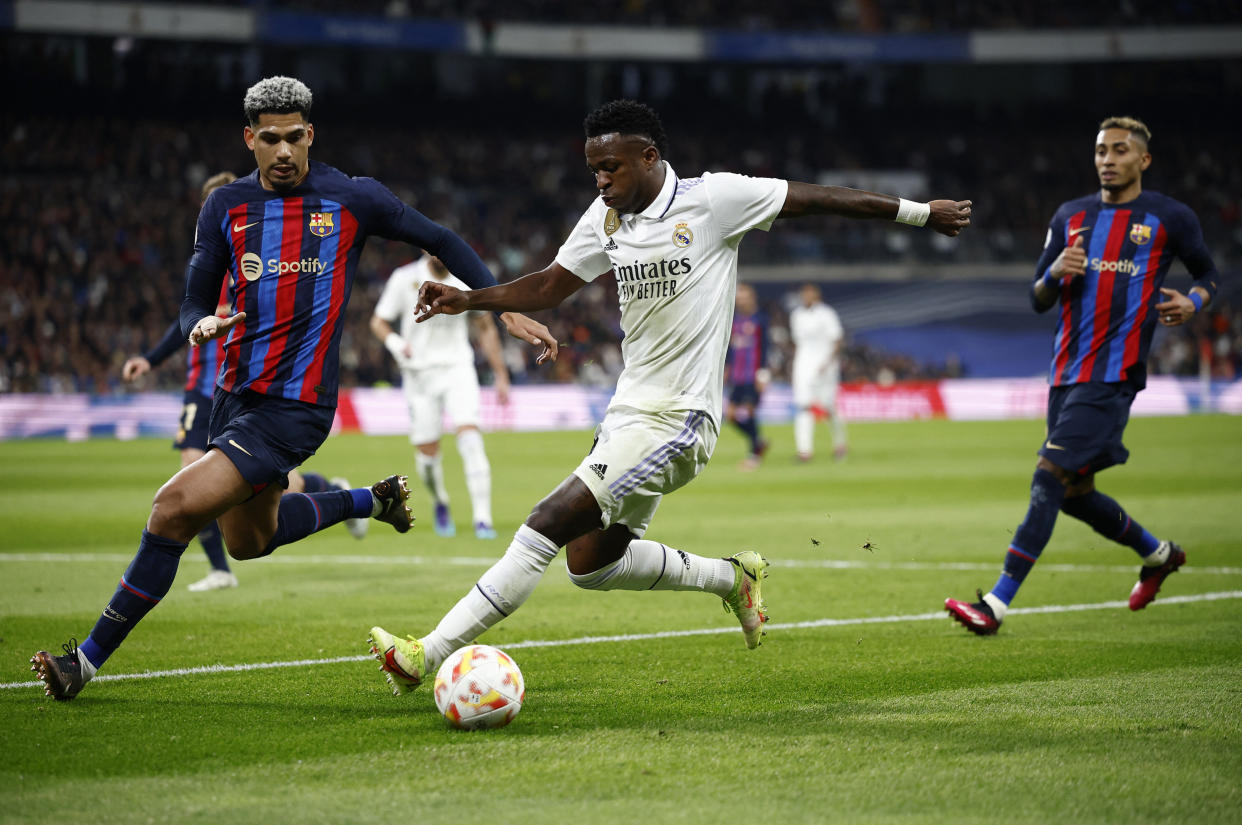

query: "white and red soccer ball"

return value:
[433, 645, 525, 730]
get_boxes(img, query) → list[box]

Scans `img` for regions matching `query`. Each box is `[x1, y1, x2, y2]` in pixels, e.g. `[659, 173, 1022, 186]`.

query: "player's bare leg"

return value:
[177, 446, 239, 591]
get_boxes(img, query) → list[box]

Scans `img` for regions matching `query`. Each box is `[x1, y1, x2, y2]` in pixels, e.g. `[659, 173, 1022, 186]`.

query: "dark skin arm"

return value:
[779, 182, 972, 237]
[416, 262, 588, 320]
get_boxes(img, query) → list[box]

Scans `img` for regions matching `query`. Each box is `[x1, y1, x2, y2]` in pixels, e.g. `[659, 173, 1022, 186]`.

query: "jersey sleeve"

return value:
[1169, 202, 1222, 297]
[703, 172, 789, 241]
[1030, 207, 1068, 313]
[359, 178, 497, 290]
[143, 320, 185, 367]
[373, 269, 408, 323]
[554, 207, 612, 282]
[824, 306, 843, 343]
[181, 191, 232, 338]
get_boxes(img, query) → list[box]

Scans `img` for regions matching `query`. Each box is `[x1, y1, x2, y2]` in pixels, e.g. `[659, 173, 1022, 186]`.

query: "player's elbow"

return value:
[369, 315, 389, 339]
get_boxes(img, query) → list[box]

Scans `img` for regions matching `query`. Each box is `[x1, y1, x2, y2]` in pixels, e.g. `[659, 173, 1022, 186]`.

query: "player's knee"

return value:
[221, 529, 266, 560]
[148, 482, 201, 540]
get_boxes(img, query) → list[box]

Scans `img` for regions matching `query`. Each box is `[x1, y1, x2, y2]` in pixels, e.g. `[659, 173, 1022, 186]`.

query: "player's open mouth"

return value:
[273, 165, 294, 175]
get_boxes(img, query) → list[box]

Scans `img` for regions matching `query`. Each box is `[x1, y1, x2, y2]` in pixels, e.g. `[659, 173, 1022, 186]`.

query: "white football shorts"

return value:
[401, 363, 481, 444]
[572, 406, 718, 537]
[793, 361, 840, 409]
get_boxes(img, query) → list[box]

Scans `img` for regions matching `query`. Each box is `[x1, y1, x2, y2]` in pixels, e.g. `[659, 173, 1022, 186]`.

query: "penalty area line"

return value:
[4, 590, 1240, 692]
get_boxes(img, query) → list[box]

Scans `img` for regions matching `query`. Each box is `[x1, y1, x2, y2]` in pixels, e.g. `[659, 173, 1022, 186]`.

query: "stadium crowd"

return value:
[2, 106, 1238, 394]
[154, 0, 1242, 31]
[3, 32, 1239, 395]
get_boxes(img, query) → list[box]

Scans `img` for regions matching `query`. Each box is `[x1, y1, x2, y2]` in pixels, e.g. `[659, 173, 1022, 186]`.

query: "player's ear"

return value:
[243, 125, 256, 151]
[306, 123, 314, 146]
[1139, 151, 1151, 171]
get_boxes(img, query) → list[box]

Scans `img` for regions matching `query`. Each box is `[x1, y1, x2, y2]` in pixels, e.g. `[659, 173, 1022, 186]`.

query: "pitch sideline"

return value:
[3, 589, 1239, 692]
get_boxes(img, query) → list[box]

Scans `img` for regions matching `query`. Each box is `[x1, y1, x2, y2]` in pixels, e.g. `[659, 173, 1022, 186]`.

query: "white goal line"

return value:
[3, 589, 1239, 692]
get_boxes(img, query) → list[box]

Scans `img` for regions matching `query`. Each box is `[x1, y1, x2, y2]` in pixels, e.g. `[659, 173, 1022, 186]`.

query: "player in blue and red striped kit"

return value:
[726, 283, 771, 470]
[32, 76, 556, 699]
[122, 170, 367, 595]
[946, 116, 1220, 635]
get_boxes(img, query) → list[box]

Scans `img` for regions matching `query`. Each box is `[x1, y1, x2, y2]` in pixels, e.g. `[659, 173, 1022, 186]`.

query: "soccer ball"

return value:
[433, 645, 525, 730]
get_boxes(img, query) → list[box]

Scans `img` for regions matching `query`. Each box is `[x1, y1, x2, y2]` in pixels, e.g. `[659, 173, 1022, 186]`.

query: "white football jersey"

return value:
[374, 257, 475, 370]
[556, 163, 787, 420]
[790, 302, 843, 374]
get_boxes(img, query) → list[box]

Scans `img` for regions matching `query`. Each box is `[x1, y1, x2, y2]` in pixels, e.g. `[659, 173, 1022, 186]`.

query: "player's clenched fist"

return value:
[1051, 234, 1088, 281]
[927, 200, 972, 237]
[189, 311, 246, 347]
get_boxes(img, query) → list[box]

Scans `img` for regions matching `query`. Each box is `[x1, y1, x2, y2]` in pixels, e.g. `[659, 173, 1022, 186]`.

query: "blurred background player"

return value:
[945, 116, 1221, 635]
[367, 99, 971, 697]
[790, 283, 847, 462]
[30, 75, 556, 701]
[370, 254, 510, 539]
[726, 282, 770, 470]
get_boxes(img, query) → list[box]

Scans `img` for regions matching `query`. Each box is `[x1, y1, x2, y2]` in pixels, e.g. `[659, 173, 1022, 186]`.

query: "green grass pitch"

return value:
[2, 415, 1240, 824]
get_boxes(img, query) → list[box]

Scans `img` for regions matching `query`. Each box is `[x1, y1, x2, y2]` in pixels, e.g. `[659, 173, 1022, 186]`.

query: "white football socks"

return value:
[456, 428, 493, 526]
[568, 539, 736, 598]
[982, 592, 1009, 619]
[415, 450, 449, 505]
[828, 404, 847, 451]
[419, 524, 558, 670]
[794, 409, 814, 456]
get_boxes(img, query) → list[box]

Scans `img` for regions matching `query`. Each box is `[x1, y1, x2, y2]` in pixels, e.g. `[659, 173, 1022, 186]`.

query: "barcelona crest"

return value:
[309, 212, 335, 238]
[1129, 223, 1152, 245]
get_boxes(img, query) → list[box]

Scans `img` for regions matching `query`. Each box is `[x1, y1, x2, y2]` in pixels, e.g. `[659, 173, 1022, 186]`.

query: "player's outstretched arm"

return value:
[779, 181, 972, 237]
[417, 262, 585, 319]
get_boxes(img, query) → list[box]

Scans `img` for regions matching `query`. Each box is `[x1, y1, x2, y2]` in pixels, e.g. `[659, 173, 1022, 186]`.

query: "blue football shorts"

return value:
[208, 387, 334, 494]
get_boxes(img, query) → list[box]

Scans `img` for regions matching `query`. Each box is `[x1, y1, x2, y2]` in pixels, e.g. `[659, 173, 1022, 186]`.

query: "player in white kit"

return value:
[371, 255, 510, 539]
[790, 283, 847, 462]
[367, 100, 971, 693]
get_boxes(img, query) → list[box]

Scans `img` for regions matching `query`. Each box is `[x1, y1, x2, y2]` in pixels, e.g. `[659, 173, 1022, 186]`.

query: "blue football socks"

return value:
[196, 520, 230, 572]
[990, 468, 1066, 606]
[80, 529, 188, 669]
[260, 490, 372, 555]
[1061, 490, 1160, 557]
[299, 472, 331, 493]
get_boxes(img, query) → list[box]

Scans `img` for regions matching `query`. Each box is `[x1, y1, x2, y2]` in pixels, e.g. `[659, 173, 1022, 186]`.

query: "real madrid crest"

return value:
[672, 222, 693, 248]
[604, 208, 621, 237]
[1129, 223, 1152, 246]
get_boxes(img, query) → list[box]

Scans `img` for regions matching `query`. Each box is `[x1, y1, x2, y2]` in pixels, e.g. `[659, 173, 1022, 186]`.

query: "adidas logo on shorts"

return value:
[589, 463, 607, 479]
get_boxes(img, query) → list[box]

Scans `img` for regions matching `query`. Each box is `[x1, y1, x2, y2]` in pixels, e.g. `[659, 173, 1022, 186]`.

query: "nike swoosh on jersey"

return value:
[233, 220, 260, 233]
[228, 439, 254, 456]
[1044, 441, 1065, 450]
[1068, 226, 1091, 236]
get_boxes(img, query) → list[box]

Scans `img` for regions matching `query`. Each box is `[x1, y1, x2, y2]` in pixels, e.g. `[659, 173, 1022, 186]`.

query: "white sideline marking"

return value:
[4, 590, 1240, 692]
[2, 552, 1240, 577]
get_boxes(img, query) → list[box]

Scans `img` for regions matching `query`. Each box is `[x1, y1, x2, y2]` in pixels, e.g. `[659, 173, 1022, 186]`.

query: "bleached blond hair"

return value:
[1099, 116, 1151, 147]
[243, 76, 312, 126]
[200, 171, 236, 203]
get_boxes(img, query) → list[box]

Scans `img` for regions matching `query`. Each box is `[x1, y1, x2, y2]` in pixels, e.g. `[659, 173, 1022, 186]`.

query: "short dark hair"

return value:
[243, 76, 313, 126]
[1099, 115, 1151, 148]
[584, 100, 669, 157]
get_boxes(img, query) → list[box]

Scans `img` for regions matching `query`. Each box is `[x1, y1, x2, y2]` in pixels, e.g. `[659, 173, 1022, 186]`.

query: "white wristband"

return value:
[384, 331, 406, 359]
[895, 198, 931, 227]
